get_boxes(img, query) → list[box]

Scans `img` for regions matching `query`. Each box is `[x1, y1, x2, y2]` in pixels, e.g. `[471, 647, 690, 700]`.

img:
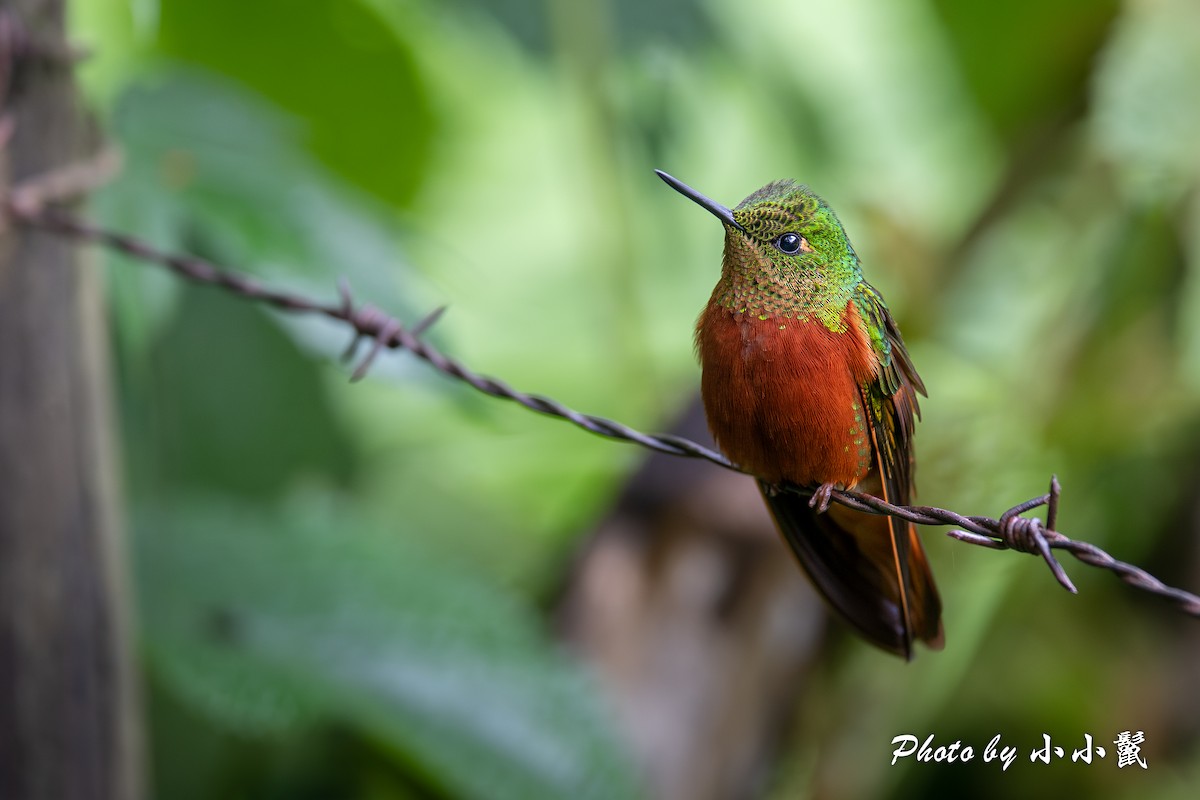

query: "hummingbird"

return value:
[656, 170, 943, 658]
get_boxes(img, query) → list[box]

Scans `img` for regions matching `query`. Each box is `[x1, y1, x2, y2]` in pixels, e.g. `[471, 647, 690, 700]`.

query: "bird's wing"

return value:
[854, 284, 942, 654]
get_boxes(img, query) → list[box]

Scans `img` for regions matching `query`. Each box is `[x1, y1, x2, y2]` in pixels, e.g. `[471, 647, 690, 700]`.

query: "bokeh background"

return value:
[68, 0, 1200, 797]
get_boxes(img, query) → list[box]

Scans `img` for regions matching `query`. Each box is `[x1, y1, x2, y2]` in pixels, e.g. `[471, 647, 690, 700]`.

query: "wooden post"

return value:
[0, 1, 141, 798]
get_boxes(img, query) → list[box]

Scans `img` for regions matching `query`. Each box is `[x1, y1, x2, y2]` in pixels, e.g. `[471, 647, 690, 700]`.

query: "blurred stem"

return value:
[544, 0, 659, 409]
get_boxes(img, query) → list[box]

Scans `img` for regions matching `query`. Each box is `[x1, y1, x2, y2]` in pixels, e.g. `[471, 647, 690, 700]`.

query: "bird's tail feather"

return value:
[760, 479, 943, 659]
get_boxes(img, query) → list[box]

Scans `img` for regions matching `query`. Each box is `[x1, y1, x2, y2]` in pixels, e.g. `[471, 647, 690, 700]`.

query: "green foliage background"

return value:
[69, 0, 1200, 797]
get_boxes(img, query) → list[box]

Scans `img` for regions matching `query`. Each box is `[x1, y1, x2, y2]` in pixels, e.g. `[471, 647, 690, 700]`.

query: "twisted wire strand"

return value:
[8, 202, 1200, 619]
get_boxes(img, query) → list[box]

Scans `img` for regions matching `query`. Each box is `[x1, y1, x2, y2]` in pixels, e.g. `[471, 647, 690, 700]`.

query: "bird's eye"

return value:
[776, 233, 804, 254]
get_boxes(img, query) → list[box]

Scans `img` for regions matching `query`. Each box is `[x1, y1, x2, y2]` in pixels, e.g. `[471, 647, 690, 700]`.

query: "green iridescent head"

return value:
[731, 179, 859, 269]
[656, 170, 864, 327]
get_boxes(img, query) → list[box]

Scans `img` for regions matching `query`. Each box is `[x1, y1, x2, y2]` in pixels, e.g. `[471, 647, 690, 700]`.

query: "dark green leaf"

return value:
[136, 496, 642, 800]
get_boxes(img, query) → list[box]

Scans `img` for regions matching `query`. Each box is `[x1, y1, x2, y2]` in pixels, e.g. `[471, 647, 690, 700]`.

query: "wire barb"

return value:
[4, 198, 1200, 620]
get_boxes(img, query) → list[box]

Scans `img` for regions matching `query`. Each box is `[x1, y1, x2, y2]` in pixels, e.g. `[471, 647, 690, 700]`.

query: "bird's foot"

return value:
[808, 482, 836, 514]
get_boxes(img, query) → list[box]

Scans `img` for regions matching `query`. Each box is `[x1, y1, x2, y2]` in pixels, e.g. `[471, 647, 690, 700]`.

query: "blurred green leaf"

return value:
[442, 0, 713, 55]
[122, 286, 357, 498]
[69, 0, 154, 107]
[1092, 0, 1200, 202]
[136, 495, 642, 800]
[1182, 206, 1200, 391]
[95, 68, 432, 359]
[157, 0, 434, 207]
[932, 0, 1117, 142]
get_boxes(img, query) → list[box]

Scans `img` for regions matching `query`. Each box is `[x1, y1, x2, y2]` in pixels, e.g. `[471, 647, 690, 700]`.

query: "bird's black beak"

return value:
[655, 170, 746, 233]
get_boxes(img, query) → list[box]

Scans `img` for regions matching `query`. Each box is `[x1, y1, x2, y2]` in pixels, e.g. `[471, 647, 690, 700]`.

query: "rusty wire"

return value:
[4, 182, 1200, 619]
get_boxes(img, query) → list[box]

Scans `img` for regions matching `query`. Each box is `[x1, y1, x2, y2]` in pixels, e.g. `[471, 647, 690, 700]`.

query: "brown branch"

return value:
[4, 192, 1199, 620]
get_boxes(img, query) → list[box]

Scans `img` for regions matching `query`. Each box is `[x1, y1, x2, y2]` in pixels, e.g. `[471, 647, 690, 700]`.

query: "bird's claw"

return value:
[808, 482, 836, 514]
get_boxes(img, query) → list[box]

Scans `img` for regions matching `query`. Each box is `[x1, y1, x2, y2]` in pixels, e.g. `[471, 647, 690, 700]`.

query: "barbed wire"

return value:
[3, 157, 1199, 619]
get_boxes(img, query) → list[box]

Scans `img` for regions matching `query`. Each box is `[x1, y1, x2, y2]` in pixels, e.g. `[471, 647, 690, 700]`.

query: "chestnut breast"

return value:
[695, 300, 878, 487]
